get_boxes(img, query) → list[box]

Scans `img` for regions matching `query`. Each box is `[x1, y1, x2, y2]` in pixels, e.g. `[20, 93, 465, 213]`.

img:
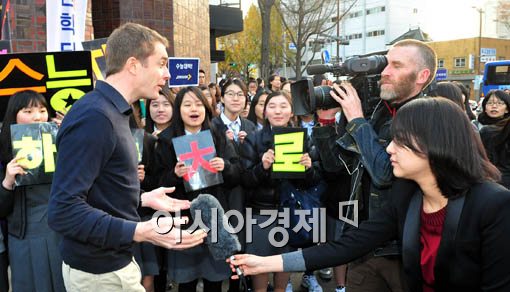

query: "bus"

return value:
[482, 60, 510, 97]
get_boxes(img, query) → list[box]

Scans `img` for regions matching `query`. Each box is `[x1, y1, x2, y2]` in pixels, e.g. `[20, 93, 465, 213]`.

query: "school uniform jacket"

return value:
[211, 116, 257, 155]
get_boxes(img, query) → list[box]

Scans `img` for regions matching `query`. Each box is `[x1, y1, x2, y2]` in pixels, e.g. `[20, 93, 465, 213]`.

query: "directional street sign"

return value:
[322, 50, 331, 64]
[436, 68, 448, 81]
[168, 57, 200, 87]
[480, 48, 496, 56]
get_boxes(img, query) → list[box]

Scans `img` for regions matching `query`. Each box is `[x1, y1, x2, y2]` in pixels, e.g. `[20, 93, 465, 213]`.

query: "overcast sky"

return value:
[240, 0, 495, 41]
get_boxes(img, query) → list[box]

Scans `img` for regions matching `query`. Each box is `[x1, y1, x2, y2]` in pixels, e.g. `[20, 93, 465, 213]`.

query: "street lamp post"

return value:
[336, 0, 340, 63]
[473, 7, 484, 75]
[283, 31, 287, 78]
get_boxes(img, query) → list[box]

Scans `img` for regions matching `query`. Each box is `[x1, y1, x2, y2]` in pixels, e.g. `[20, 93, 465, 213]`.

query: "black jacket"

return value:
[311, 124, 353, 218]
[0, 168, 51, 239]
[138, 132, 159, 218]
[140, 132, 159, 192]
[480, 125, 510, 189]
[301, 179, 510, 292]
[239, 125, 321, 210]
[211, 116, 257, 154]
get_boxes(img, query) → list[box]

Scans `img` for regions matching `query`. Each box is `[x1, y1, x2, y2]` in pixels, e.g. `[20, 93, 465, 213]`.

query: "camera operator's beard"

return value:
[380, 72, 418, 102]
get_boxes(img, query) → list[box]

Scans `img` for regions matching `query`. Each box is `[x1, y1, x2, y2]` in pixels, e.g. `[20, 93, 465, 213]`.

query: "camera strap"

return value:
[383, 101, 397, 117]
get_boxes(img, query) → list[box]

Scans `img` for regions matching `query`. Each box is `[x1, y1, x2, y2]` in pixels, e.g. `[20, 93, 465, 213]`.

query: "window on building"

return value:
[438, 59, 444, 68]
[367, 30, 385, 37]
[454, 57, 466, 68]
[308, 40, 326, 52]
[347, 33, 362, 40]
[348, 11, 362, 18]
[366, 6, 385, 15]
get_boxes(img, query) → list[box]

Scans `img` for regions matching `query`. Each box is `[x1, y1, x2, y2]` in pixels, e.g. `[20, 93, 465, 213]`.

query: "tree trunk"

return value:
[295, 46, 302, 79]
[259, 0, 275, 82]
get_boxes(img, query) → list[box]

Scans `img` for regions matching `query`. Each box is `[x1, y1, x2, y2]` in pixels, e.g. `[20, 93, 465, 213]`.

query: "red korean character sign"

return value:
[172, 130, 223, 192]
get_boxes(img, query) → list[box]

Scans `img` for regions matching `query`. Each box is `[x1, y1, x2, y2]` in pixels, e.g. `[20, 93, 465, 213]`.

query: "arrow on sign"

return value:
[188, 74, 192, 80]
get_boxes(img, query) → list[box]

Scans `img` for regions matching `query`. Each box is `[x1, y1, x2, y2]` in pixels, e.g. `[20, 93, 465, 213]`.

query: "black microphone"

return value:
[190, 194, 241, 262]
[306, 63, 336, 75]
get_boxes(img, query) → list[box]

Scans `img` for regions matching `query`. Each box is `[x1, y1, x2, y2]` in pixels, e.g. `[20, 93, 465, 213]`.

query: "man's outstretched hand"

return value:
[134, 217, 207, 250]
[141, 187, 191, 212]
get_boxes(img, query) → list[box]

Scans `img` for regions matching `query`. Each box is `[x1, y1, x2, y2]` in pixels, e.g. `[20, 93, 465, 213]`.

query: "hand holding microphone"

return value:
[227, 254, 284, 278]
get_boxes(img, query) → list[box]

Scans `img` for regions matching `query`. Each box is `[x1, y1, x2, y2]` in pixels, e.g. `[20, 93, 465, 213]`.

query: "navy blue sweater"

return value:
[48, 81, 140, 274]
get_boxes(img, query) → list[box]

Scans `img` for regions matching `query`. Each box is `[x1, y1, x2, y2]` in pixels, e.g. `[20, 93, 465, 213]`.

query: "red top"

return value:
[420, 206, 446, 292]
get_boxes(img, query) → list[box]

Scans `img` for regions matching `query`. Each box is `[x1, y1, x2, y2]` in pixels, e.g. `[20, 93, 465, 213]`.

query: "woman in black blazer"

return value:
[229, 98, 510, 292]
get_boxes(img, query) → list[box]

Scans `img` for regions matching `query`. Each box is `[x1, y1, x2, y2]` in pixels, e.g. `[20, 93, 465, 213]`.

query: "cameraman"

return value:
[314, 39, 437, 292]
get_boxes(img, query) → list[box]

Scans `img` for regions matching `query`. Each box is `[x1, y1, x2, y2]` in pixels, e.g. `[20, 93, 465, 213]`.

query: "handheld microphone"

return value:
[230, 255, 244, 277]
[190, 194, 241, 262]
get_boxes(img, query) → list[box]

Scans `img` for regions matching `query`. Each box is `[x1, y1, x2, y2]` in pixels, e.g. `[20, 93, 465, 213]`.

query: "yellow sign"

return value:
[273, 131, 305, 174]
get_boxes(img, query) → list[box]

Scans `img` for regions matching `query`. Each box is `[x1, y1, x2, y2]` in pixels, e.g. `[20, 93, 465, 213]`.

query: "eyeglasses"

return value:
[487, 101, 506, 106]
[225, 91, 245, 98]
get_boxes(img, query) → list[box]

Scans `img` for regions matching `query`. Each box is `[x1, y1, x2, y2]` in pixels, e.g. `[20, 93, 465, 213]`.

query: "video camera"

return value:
[291, 55, 387, 116]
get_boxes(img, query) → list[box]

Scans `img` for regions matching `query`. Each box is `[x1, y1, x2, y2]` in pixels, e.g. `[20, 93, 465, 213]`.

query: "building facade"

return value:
[428, 37, 510, 100]
[1, 0, 241, 82]
[288, 0, 424, 78]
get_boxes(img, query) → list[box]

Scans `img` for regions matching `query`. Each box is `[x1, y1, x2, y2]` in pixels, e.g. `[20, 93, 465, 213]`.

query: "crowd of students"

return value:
[0, 22, 510, 292]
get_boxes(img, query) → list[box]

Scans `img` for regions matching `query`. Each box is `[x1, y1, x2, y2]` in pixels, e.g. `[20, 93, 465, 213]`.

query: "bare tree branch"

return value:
[276, 0, 358, 78]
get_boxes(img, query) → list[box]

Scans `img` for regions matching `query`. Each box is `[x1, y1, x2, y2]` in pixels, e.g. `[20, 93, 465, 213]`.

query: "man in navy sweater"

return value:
[48, 23, 206, 291]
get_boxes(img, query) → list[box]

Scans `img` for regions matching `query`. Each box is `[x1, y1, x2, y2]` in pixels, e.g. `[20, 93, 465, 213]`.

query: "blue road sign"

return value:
[480, 48, 496, 56]
[169, 57, 200, 87]
[322, 50, 330, 64]
[436, 68, 447, 81]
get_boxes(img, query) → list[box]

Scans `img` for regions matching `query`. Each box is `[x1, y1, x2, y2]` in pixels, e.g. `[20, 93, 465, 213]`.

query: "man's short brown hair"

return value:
[393, 39, 437, 88]
[105, 22, 169, 77]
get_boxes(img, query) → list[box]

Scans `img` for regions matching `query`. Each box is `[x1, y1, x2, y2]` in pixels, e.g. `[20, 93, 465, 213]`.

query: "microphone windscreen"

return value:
[306, 64, 331, 75]
[190, 194, 241, 261]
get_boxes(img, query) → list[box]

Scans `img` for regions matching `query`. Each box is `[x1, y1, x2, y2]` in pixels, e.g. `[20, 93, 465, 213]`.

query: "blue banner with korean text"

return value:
[46, 0, 87, 51]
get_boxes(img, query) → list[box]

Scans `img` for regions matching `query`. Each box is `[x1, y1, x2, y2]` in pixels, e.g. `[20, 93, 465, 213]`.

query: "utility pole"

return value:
[472, 6, 484, 100]
[336, 0, 340, 63]
[473, 6, 484, 75]
[283, 30, 288, 78]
